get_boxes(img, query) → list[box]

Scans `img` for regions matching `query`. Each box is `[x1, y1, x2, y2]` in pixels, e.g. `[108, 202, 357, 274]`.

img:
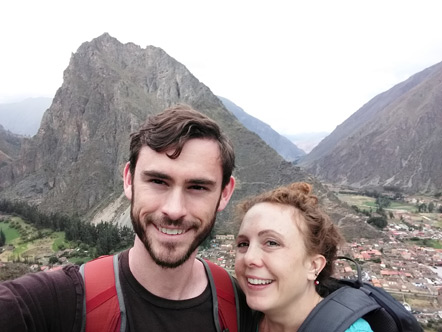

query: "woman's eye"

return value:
[266, 240, 279, 247]
[236, 242, 249, 248]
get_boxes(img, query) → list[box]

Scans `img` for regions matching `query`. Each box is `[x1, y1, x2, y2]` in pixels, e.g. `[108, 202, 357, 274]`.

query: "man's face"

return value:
[124, 138, 235, 268]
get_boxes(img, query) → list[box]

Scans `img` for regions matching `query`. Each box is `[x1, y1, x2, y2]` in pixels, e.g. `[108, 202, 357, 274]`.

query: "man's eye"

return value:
[150, 179, 166, 185]
[190, 185, 207, 191]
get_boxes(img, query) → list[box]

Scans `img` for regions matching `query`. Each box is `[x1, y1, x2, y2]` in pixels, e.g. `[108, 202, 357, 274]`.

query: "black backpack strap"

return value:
[359, 282, 422, 332]
[298, 286, 381, 332]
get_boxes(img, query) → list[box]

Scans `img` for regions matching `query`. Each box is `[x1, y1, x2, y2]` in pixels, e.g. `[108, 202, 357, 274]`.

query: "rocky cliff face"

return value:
[0, 33, 368, 237]
[299, 61, 442, 193]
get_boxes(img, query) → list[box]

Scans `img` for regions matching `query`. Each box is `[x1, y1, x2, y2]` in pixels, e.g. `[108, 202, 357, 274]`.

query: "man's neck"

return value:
[128, 239, 207, 300]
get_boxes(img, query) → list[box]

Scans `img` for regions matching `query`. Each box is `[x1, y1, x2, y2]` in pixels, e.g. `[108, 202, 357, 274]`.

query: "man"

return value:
[0, 104, 251, 331]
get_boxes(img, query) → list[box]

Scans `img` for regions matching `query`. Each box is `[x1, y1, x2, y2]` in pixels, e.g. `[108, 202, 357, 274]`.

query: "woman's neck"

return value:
[259, 292, 323, 332]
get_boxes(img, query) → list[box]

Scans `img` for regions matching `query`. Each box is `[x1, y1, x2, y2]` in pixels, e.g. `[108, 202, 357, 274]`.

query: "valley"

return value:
[1, 187, 442, 330]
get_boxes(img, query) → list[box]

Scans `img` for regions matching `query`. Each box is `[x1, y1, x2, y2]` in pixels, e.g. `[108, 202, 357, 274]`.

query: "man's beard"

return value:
[130, 189, 220, 269]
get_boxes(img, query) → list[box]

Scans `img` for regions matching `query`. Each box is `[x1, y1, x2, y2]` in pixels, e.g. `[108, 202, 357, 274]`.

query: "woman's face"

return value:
[234, 202, 318, 316]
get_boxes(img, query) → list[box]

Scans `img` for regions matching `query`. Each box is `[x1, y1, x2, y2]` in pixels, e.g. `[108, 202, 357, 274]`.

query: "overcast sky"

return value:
[2, 1, 442, 135]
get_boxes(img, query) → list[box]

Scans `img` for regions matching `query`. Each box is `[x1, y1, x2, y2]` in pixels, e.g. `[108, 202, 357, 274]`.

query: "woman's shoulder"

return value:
[345, 318, 374, 332]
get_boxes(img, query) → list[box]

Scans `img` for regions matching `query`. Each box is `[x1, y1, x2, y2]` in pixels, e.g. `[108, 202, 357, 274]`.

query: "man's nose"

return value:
[161, 188, 187, 221]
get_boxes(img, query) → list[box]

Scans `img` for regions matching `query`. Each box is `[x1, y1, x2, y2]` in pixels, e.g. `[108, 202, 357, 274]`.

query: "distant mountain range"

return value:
[0, 98, 52, 136]
[219, 96, 306, 161]
[285, 132, 329, 154]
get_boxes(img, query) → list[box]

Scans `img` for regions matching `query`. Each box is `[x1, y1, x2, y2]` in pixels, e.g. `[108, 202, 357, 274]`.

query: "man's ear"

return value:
[123, 162, 133, 200]
[307, 254, 327, 281]
[217, 176, 236, 212]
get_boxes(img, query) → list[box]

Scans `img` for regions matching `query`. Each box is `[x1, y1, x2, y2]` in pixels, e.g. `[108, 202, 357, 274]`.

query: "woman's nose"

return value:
[243, 244, 262, 267]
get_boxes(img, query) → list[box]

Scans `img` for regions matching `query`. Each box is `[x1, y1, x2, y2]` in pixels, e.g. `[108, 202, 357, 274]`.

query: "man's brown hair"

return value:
[129, 104, 235, 188]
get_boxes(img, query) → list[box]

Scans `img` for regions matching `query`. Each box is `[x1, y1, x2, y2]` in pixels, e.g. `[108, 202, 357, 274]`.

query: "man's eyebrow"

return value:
[141, 170, 171, 180]
[141, 171, 216, 186]
[186, 178, 217, 186]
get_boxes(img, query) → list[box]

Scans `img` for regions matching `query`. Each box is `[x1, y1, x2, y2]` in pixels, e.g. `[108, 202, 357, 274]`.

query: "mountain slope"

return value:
[0, 33, 369, 238]
[219, 96, 305, 161]
[299, 61, 442, 193]
[0, 124, 22, 173]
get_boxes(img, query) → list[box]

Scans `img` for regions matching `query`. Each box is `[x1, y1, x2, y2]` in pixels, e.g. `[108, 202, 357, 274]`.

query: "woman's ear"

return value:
[307, 254, 326, 281]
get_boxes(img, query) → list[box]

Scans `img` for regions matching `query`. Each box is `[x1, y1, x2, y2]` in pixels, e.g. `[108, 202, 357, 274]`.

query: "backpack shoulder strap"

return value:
[200, 258, 239, 332]
[298, 286, 381, 332]
[79, 254, 126, 332]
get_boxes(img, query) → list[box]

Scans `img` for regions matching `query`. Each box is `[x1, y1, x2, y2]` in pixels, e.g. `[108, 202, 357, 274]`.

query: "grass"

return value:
[51, 232, 70, 251]
[0, 215, 98, 267]
[408, 238, 442, 249]
[68, 256, 94, 265]
[0, 221, 20, 244]
[12, 242, 29, 256]
[1, 221, 93, 264]
[388, 201, 416, 211]
[338, 193, 417, 212]
[0, 217, 69, 261]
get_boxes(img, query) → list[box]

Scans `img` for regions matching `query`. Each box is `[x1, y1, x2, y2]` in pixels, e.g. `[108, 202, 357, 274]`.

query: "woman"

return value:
[234, 182, 373, 332]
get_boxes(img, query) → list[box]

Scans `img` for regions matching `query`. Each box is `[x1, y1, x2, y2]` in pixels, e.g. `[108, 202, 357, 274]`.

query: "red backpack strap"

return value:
[80, 254, 126, 332]
[201, 258, 239, 332]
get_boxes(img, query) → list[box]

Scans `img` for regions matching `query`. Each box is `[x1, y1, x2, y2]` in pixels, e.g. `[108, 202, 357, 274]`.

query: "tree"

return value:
[375, 196, 391, 209]
[417, 203, 427, 213]
[428, 202, 435, 213]
[367, 216, 388, 229]
[0, 228, 5, 246]
[351, 205, 360, 213]
[48, 256, 59, 264]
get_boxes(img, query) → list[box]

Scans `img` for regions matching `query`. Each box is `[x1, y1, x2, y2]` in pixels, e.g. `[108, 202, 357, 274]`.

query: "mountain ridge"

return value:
[300, 60, 442, 193]
[219, 96, 306, 161]
[0, 33, 363, 237]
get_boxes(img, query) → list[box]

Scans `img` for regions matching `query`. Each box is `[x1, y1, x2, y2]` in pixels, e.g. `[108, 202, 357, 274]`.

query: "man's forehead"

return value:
[136, 140, 223, 175]
[143, 138, 221, 158]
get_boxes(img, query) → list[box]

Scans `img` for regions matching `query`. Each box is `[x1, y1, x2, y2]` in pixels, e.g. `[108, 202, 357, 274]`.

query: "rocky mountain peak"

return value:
[0, 33, 363, 238]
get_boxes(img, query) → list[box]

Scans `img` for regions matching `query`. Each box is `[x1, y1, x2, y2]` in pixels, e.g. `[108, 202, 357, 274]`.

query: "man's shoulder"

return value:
[1, 263, 82, 288]
[0, 264, 84, 332]
[3, 264, 83, 304]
